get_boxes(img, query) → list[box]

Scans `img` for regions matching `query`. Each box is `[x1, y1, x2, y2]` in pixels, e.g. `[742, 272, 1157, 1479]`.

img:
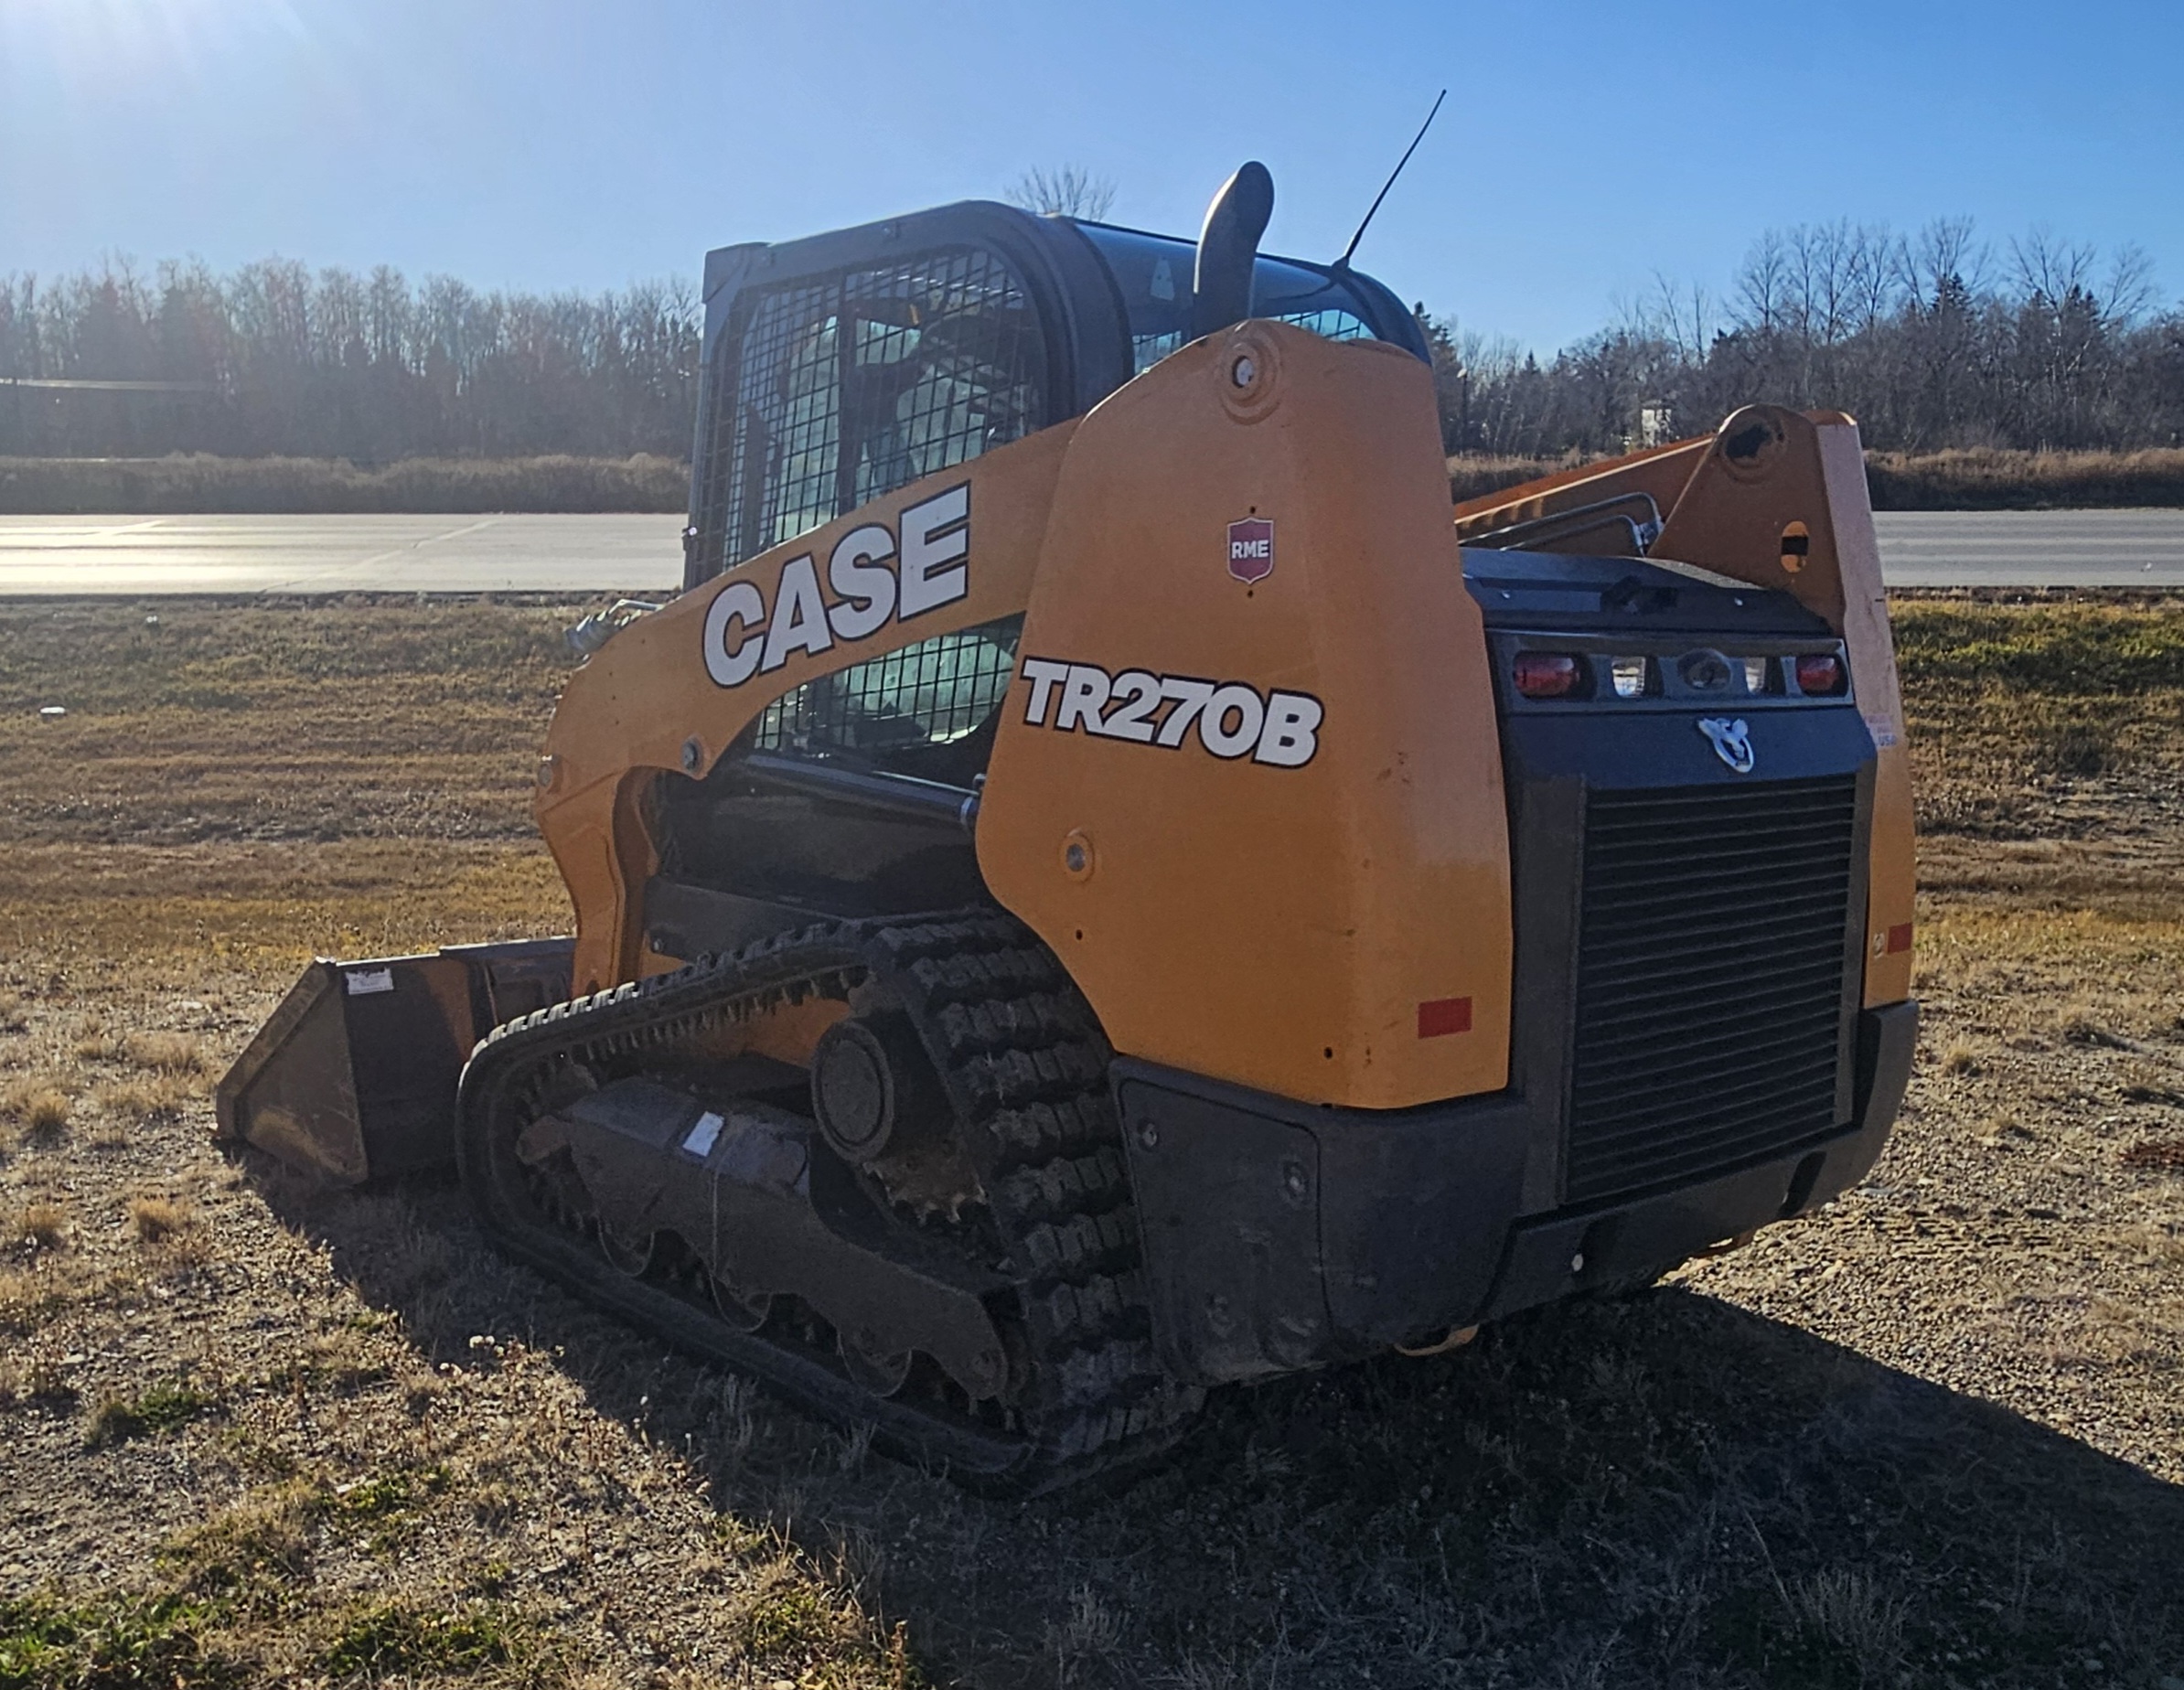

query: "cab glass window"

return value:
[1074, 224, 1384, 374]
[748, 617, 1022, 786]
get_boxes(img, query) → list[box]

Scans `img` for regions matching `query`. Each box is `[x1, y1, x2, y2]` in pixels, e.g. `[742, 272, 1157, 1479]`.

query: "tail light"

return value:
[1608, 656, 1651, 699]
[1513, 653, 1584, 699]
[1794, 653, 1847, 696]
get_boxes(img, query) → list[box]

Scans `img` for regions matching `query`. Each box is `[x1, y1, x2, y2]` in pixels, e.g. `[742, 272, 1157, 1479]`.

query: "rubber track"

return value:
[456, 908, 1202, 1492]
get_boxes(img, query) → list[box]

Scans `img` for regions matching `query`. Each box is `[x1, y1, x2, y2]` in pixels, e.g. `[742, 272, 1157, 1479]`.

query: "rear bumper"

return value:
[1115, 999, 1917, 1386]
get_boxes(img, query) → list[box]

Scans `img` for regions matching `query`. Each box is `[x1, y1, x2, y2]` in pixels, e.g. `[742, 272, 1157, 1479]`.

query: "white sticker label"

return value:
[343, 968, 395, 997]
[681, 1111, 724, 1158]
[703, 483, 970, 689]
[1017, 657, 1322, 767]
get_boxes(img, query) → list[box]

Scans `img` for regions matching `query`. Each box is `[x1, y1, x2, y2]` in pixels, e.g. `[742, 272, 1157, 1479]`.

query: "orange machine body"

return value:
[538, 323, 1518, 1108]
[541, 363, 1913, 1099]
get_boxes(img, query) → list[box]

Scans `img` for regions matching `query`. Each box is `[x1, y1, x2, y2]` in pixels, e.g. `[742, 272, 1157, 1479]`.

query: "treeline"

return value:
[0, 260, 700, 460]
[1419, 220, 2184, 458]
[7, 222, 2184, 471]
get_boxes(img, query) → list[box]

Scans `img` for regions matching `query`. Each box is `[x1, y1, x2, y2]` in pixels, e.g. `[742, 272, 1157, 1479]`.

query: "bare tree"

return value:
[1911, 217, 1988, 307]
[1004, 166, 1117, 221]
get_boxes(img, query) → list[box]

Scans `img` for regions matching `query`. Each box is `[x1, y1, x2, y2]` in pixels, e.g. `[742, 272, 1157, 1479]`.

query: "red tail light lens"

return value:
[1794, 653, 1847, 696]
[1513, 653, 1583, 699]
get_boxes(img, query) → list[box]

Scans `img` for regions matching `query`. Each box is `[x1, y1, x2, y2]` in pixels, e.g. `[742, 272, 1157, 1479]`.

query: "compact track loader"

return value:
[219, 166, 1918, 1490]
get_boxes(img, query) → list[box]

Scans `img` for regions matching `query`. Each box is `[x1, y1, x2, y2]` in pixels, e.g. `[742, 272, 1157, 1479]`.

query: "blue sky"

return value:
[3, 0, 2179, 351]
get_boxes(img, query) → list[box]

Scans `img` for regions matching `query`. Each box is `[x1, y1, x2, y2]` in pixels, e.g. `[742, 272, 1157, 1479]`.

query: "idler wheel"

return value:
[839, 1325, 913, 1398]
[709, 1273, 773, 1333]
[810, 1011, 940, 1166]
[597, 1218, 656, 1278]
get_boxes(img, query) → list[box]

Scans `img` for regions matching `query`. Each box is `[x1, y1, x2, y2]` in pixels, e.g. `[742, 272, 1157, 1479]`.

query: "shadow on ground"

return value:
[261, 1161, 2184, 1690]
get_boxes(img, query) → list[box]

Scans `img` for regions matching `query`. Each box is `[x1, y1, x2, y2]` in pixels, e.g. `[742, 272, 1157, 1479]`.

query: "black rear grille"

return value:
[1564, 776, 1859, 1204]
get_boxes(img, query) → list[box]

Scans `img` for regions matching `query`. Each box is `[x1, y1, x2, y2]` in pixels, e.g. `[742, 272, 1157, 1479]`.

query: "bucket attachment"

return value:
[216, 937, 574, 1186]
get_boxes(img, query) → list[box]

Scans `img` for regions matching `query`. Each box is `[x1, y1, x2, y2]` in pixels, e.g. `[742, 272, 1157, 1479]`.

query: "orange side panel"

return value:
[537, 422, 1076, 996]
[978, 323, 1514, 1111]
[1818, 423, 1916, 1007]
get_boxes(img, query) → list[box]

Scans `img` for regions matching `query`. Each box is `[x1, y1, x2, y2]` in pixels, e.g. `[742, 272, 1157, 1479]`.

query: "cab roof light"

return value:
[1513, 652, 1584, 700]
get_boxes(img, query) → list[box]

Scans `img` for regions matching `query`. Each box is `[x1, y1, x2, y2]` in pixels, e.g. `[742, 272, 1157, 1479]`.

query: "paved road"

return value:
[2, 508, 2182, 594]
[1869, 509, 2184, 587]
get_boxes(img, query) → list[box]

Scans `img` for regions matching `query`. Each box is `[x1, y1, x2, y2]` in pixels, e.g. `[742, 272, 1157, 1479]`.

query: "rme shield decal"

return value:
[1018, 658, 1323, 768]
[702, 484, 969, 689]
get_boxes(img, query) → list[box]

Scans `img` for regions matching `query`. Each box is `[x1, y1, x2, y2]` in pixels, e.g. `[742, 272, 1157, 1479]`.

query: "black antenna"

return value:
[1334, 89, 1447, 270]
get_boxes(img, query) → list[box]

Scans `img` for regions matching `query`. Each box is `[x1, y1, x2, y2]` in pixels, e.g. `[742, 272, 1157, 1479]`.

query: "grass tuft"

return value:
[2, 1082, 73, 1141]
[0, 1354, 78, 1411]
[738, 1570, 846, 1663]
[121, 1032, 209, 1076]
[127, 1194, 190, 1245]
[0, 1266, 67, 1334]
[158, 1487, 317, 1601]
[84, 1381, 223, 1449]
[2061, 1008, 2136, 1050]
[15, 1200, 68, 1252]
[315, 1599, 523, 1678]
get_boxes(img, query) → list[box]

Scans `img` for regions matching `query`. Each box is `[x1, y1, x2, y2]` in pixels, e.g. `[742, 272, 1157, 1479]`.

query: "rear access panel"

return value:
[216, 938, 573, 1186]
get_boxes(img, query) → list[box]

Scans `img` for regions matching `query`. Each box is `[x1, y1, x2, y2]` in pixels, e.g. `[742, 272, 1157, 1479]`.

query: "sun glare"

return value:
[10, 0, 312, 80]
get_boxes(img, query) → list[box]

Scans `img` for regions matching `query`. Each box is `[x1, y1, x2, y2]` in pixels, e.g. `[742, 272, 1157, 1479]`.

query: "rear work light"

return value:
[1794, 653, 1847, 696]
[1512, 652, 1584, 699]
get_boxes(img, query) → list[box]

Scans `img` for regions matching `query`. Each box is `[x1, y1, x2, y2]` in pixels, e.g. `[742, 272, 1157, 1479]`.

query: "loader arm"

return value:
[533, 421, 1077, 999]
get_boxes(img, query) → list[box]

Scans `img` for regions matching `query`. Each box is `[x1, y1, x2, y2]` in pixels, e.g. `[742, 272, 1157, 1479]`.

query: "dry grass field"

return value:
[7, 444, 2183, 518]
[1, 593, 2180, 1688]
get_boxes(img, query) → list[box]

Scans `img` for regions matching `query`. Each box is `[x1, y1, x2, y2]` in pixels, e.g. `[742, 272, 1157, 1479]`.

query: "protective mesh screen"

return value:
[751, 617, 1022, 763]
[698, 248, 1046, 572]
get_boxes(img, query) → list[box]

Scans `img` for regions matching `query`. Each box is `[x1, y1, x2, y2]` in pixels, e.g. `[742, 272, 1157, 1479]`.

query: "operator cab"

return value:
[650, 198, 1424, 967]
[682, 201, 1425, 589]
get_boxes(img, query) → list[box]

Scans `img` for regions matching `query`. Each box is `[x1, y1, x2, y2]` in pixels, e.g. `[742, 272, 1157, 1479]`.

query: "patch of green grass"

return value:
[333, 1464, 448, 1523]
[327, 1463, 452, 1555]
[742, 1581, 838, 1659]
[83, 1382, 222, 1449]
[0, 1590, 245, 1690]
[1893, 601, 2184, 696]
[315, 1600, 524, 1679]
